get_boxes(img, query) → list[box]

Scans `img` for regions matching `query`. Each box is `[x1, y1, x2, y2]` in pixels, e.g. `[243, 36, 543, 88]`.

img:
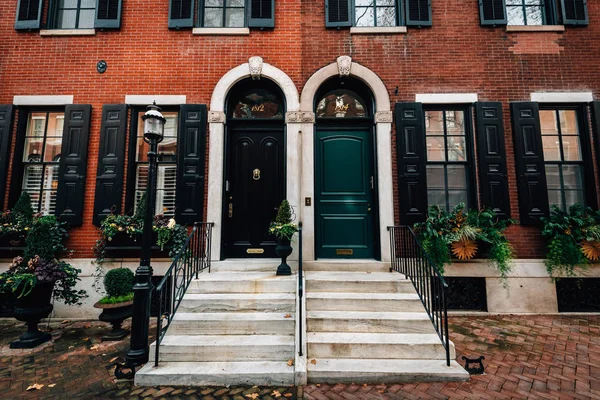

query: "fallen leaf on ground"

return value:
[109, 357, 118, 363]
[26, 384, 44, 391]
[245, 394, 259, 399]
[377, 389, 385, 393]
[61, 320, 69, 324]
[287, 359, 294, 366]
[284, 394, 293, 398]
[363, 384, 368, 387]
[310, 359, 317, 365]
[284, 314, 292, 318]
[272, 390, 281, 398]
[82, 338, 89, 341]
[83, 323, 91, 329]
[316, 384, 321, 387]
[68, 346, 74, 349]
[90, 345, 99, 350]
[48, 384, 56, 388]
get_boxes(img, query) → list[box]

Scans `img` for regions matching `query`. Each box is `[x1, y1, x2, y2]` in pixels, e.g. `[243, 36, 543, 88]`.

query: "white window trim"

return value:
[40, 29, 96, 36]
[350, 26, 407, 34]
[13, 95, 74, 106]
[125, 95, 187, 105]
[192, 27, 250, 35]
[415, 93, 478, 104]
[531, 92, 593, 103]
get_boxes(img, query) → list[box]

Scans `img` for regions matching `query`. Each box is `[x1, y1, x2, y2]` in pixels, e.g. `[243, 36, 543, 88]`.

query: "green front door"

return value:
[315, 129, 376, 259]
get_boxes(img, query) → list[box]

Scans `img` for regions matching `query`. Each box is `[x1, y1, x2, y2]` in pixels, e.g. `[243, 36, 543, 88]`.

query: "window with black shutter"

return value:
[15, 0, 43, 30]
[326, 0, 429, 28]
[169, 0, 194, 28]
[248, 0, 274, 28]
[0, 106, 14, 208]
[479, 0, 587, 26]
[95, 0, 123, 29]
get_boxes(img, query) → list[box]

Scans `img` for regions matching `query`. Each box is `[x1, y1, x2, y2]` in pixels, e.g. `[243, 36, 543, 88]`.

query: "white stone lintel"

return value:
[208, 111, 226, 124]
[13, 95, 74, 106]
[350, 26, 407, 34]
[40, 29, 96, 36]
[415, 93, 478, 104]
[286, 111, 315, 124]
[125, 95, 186, 105]
[531, 92, 593, 103]
[192, 27, 250, 35]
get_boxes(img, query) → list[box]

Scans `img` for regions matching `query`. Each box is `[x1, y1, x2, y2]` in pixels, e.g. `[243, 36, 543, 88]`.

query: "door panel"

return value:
[315, 130, 376, 259]
[225, 130, 284, 258]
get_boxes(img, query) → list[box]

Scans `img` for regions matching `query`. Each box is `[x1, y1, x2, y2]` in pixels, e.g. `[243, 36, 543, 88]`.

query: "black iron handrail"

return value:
[154, 222, 213, 367]
[297, 221, 303, 357]
[387, 225, 450, 367]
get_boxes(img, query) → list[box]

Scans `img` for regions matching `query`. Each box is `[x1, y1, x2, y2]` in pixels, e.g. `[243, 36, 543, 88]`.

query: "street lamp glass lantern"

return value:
[142, 102, 166, 143]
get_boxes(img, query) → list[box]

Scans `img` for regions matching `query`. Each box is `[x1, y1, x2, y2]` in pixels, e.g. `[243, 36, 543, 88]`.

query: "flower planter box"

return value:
[103, 232, 170, 258]
[0, 232, 26, 252]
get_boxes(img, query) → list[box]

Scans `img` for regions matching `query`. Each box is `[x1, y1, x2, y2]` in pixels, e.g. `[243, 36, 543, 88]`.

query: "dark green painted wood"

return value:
[315, 129, 375, 259]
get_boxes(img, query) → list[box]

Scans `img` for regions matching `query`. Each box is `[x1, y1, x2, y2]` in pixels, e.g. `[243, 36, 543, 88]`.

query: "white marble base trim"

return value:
[350, 27, 407, 34]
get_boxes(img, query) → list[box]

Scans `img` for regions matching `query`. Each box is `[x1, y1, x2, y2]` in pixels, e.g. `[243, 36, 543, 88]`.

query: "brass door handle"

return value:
[367, 204, 371, 212]
[228, 203, 233, 218]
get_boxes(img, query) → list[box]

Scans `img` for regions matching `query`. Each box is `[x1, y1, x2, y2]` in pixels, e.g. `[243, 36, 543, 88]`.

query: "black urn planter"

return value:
[275, 238, 293, 276]
[93, 300, 133, 341]
[10, 281, 54, 349]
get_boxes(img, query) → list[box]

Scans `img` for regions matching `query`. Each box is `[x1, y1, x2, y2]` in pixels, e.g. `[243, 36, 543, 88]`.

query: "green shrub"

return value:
[104, 268, 134, 297]
[23, 216, 68, 261]
[12, 192, 34, 227]
[275, 200, 292, 224]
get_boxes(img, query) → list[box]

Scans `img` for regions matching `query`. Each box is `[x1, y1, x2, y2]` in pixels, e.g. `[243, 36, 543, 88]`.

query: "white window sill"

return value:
[192, 27, 250, 35]
[350, 26, 407, 35]
[506, 25, 565, 32]
[40, 29, 96, 36]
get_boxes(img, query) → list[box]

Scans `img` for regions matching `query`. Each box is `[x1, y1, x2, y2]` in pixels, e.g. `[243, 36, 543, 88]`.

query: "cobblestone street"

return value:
[0, 315, 598, 399]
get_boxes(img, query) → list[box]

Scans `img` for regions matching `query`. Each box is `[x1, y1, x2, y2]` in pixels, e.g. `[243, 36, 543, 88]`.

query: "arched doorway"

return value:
[222, 78, 286, 258]
[313, 77, 379, 259]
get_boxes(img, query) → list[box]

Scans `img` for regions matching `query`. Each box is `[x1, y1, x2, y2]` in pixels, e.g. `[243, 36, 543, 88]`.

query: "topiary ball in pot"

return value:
[94, 267, 135, 341]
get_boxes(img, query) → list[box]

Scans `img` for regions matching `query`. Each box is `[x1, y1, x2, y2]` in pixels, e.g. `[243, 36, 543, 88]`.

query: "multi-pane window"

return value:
[540, 108, 585, 210]
[506, 0, 544, 25]
[21, 112, 64, 215]
[425, 109, 470, 212]
[134, 112, 178, 216]
[55, 0, 96, 29]
[202, 0, 245, 27]
[355, 0, 398, 27]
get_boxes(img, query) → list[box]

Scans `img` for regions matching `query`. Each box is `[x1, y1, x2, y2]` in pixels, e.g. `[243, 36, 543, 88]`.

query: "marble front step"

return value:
[179, 293, 295, 313]
[307, 332, 454, 360]
[306, 271, 413, 293]
[307, 292, 422, 312]
[135, 361, 295, 386]
[307, 311, 433, 334]
[150, 334, 295, 362]
[303, 260, 390, 272]
[169, 312, 295, 335]
[307, 359, 469, 384]
[187, 272, 296, 294]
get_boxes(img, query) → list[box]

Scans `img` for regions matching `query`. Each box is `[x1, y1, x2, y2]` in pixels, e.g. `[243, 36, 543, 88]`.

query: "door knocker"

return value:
[253, 168, 261, 180]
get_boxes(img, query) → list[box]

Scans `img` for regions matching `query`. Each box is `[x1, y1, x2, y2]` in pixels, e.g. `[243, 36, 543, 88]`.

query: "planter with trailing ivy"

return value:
[541, 204, 600, 279]
[93, 267, 135, 341]
[413, 203, 516, 282]
[269, 200, 298, 276]
[0, 192, 36, 250]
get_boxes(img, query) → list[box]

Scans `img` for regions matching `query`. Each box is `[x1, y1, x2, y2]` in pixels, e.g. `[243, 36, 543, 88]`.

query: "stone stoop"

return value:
[305, 271, 469, 383]
[135, 271, 298, 387]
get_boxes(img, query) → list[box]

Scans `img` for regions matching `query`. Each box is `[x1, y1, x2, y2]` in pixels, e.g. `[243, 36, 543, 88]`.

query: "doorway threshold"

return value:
[212, 258, 298, 272]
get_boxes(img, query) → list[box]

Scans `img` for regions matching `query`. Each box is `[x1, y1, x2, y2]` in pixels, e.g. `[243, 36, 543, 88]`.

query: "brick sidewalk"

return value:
[0, 315, 598, 399]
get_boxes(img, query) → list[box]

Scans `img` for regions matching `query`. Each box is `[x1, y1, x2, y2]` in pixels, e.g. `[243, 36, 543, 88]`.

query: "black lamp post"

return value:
[124, 102, 166, 368]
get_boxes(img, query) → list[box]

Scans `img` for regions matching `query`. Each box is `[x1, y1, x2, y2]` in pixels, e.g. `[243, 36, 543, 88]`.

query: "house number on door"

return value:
[253, 169, 261, 180]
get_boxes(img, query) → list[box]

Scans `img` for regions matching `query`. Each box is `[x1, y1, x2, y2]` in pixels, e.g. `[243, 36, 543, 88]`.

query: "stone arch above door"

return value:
[207, 58, 300, 260]
[299, 56, 394, 262]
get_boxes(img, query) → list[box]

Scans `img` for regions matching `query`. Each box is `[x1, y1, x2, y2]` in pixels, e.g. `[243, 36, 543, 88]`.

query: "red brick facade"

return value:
[1, 0, 599, 259]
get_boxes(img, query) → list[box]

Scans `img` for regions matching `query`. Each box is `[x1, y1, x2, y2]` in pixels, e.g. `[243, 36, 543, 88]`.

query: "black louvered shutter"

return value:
[592, 102, 600, 190]
[511, 102, 548, 225]
[405, 0, 432, 26]
[248, 0, 274, 28]
[396, 103, 428, 225]
[325, 0, 352, 28]
[169, 0, 194, 29]
[176, 105, 207, 225]
[55, 105, 92, 226]
[93, 105, 128, 226]
[475, 102, 510, 218]
[95, 0, 123, 29]
[479, 0, 507, 25]
[561, 0, 588, 25]
[0, 106, 14, 208]
[15, 0, 43, 30]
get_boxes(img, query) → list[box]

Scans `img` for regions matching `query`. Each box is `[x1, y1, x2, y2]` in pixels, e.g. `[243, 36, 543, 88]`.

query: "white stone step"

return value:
[135, 361, 295, 386]
[179, 293, 296, 312]
[168, 312, 295, 335]
[306, 359, 469, 384]
[307, 332, 453, 360]
[188, 272, 296, 294]
[210, 259, 297, 273]
[306, 271, 412, 293]
[307, 311, 433, 334]
[151, 334, 295, 362]
[303, 260, 390, 272]
[306, 292, 423, 312]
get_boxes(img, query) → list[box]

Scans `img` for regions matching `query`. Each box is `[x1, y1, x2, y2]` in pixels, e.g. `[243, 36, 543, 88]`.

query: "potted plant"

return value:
[93, 267, 134, 341]
[541, 204, 600, 278]
[0, 216, 87, 348]
[269, 200, 298, 276]
[414, 203, 516, 281]
[0, 192, 35, 248]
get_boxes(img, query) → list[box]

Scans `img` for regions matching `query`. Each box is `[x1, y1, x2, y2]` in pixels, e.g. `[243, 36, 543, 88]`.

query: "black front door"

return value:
[224, 129, 285, 258]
